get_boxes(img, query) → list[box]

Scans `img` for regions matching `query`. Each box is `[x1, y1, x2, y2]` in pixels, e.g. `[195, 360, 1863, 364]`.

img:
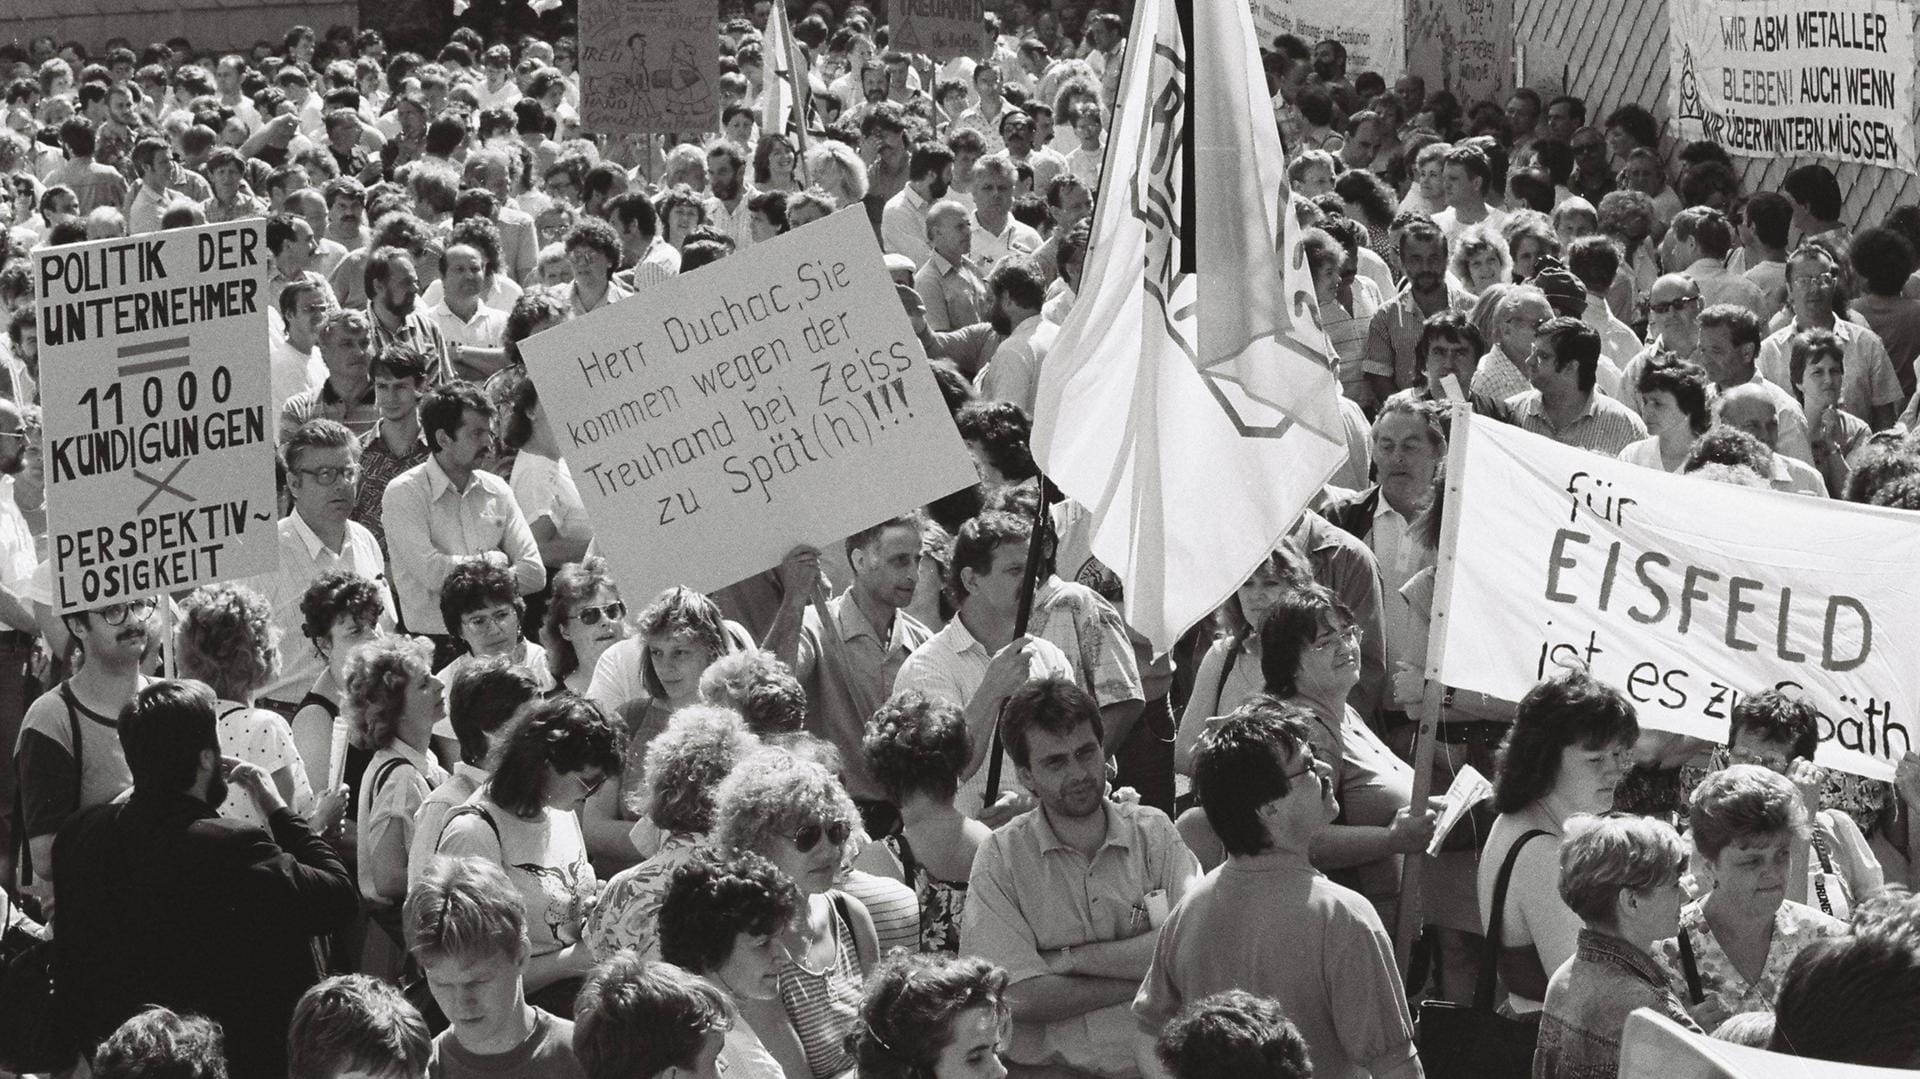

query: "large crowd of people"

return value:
[2, 3, 1920, 1078]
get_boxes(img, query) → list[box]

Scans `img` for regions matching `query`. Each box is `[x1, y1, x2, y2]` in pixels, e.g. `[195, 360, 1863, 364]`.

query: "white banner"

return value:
[1670, 0, 1917, 172]
[38, 220, 279, 613]
[1251, 0, 1405, 82]
[1431, 412, 1920, 781]
[518, 208, 977, 599]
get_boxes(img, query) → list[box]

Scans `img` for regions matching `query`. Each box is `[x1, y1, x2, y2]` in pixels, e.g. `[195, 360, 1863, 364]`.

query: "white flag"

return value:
[759, 0, 812, 150]
[1030, 0, 1348, 652]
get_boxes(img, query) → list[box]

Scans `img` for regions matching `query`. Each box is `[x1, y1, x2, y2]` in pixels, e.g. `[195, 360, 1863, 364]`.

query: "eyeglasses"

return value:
[573, 771, 608, 799]
[792, 818, 852, 854]
[570, 601, 626, 626]
[461, 608, 519, 633]
[1283, 750, 1321, 782]
[1309, 626, 1360, 653]
[1646, 295, 1700, 315]
[0, 429, 27, 441]
[97, 596, 159, 626]
[292, 464, 360, 487]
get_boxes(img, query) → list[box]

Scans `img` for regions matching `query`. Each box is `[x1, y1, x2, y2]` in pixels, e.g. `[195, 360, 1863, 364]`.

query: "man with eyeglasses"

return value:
[966, 677, 1201, 1079]
[1506, 317, 1648, 457]
[1756, 243, 1905, 431]
[1134, 697, 1420, 1079]
[1615, 273, 1703, 418]
[1471, 285, 1554, 406]
[1567, 126, 1615, 206]
[12, 590, 158, 910]
[245, 419, 393, 719]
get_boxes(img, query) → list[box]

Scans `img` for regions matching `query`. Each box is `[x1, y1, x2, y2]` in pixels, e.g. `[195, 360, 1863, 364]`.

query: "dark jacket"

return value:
[52, 789, 358, 1077]
[1319, 485, 1383, 543]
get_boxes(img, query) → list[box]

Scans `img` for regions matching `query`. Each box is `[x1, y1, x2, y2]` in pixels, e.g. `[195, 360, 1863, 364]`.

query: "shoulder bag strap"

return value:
[368, 757, 412, 799]
[1475, 828, 1551, 1013]
[1809, 825, 1835, 916]
[437, 803, 502, 852]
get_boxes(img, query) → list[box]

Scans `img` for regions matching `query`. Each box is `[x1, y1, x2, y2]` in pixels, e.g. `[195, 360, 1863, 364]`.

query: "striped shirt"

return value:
[840, 869, 920, 955]
[1504, 388, 1649, 456]
[777, 897, 864, 1078]
[1323, 278, 1383, 399]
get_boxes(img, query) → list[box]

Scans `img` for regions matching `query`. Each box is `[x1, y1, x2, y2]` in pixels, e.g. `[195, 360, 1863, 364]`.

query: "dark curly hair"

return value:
[439, 559, 522, 646]
[697, 650, 806, 736]
[1258, 585, 1354, 700]
[1682, 424, 1770, 478]
[639, 704, 760, 832]
[503, 285, 568, 369]
[1156, 990, 1314, 1079]
[1729, 688, 1820, 761]
[299, 570, 389, 660]
[1845, 445, 1920, 503]
[1492, 672, 1639, 813]
[657, 847, 800, 974]
[954, 400, 1037, 483]
[486, 695, 625, 819]
[853, 953, 1008, 1079]
[863, 689, 972, 803]
[1635, 355, 1711, 435]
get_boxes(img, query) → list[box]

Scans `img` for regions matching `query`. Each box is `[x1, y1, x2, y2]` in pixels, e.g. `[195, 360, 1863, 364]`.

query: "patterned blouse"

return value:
[884, 831, 967, 953]
[1654, 898, 1846, 1031]
[585, 831, 703, 961]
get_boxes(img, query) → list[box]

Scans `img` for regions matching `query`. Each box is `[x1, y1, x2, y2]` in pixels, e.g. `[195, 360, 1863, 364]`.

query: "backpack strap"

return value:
[15, 685, 84, 884]
[437, 804, 502, 852]
[1475, 828, 1551, 1013]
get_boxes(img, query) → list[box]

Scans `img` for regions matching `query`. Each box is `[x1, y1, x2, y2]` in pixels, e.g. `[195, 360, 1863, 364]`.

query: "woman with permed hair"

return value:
[656, 847, 802, 1079]
[806, 138, 869, 210]
[345, 634, 449, 917]
[288, 571, 390, 820]
[581, 585, 744, 870]
[178, 583, 327, 832]
[437, 694, 624, 1016]
[852, 953, 1010, 1079]
[586, 704, 762, 961]
[856, 689, 990, 953]
[713, 746, 879, 1079]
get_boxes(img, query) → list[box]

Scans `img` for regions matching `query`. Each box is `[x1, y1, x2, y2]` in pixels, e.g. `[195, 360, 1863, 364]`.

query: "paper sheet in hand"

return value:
[1426, 763, 1493, 857]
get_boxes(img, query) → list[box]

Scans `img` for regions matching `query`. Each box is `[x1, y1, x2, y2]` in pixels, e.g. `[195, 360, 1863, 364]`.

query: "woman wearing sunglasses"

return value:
[715, 746, 880, 1079]
[853, 953, 1011, 1079]
[540, 558, 629, 699]
[436, 694, 625, 1017]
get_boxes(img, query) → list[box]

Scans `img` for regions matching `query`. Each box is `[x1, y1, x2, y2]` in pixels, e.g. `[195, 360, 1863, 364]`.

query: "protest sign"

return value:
[1250, 0, 1405, 81]
[1618, 1008, 1910, 1077]
[1669, 0, 1917, 172]
[578, 0, 719, 134]
[518, 208, 978, 599]
[1427, 410, 1920, 781]
[890, 0, 988, 60]
[37, 220, 278, 614]
[1407, 0, 1510, 107]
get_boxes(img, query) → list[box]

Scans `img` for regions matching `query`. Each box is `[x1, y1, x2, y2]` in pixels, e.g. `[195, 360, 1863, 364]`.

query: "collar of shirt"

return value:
[1575, 927, 1670, 988]
[1033, 799, 1134, 855]
[934, 614, 990, 660]
[428, 299, 497, 330]
[452, 761, 489, 786]
[898, 185, 928, 211]
[832, 589, 920, 653]
[319, 378, 375, 406]
[424, 452, 475, 499]
[285, 508, 348, 560]
[1005, 312, 1043, 344]
[385, 737, 440, 781]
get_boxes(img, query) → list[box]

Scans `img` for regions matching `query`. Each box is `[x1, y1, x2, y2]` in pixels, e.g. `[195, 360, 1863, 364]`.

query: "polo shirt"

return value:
[1134, 852, 1418, 1079]
[789, 591, 932, 801]
[424, 300, 509, 351]
[880, 184, 933, 267]
[1363, 284, 1474, 390]
[380, 455, 544, 635]
[894, 616, 1074, 815]
[965, 800, 1200, 1076]
[914, 252, 987, 332]
[969, 215, 1042, 275]
[246, 511, 393, 701]
[1504, 388, 1650, 456]
[280, 378, 380, 441]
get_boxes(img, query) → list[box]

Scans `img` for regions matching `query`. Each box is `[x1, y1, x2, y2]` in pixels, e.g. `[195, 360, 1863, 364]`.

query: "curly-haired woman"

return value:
[851, 953, 1010, 1079]
[657, 847, 802, 1079]
[586, 705, 762, 961]
[857, 689, 989, 953]
[288, 571, 390, 812]
[345, 634, 449, 910]
[178, 583, 329, 832]
[436, 694, 624, 1016]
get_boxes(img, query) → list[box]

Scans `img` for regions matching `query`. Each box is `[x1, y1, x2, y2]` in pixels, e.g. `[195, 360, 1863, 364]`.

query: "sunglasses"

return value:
[573, 771, 608, 799]
[1646, 296, 1700, 315]
[571, 601, 626, 626]
[792, 819, 852, 854]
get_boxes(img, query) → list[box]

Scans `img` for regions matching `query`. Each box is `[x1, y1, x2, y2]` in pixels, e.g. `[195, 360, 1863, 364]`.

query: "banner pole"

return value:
[983, 487, 1051, 806]
[1393, 404, 1474, 980]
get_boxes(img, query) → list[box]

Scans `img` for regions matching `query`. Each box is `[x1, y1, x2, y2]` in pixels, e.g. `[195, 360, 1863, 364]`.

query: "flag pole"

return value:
[982, 485, 1051, 805]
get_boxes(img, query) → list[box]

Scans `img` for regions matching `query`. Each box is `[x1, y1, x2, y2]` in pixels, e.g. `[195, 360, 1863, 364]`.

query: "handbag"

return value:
[1415, 829, 1550, 1079]
[0, 889, 74, 1074]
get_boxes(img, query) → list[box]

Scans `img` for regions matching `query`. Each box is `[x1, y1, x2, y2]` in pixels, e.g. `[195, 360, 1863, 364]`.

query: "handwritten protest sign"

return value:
[1428, 411, 1920, 781]
[519, 208, 978, 599]
[1670, 0, 1917, 172]
[37, 220, 278, 614]
[1407, 0, 1510, 107]
[1251, 0, 1405, 81]
[578, 0, 719, 134]
[890, 0, 989, 61]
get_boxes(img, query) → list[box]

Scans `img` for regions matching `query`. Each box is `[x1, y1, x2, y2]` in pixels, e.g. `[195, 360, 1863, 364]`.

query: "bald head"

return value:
[926, 198, 973, 263]
[1648, 272, 1703, 350]
[1717, 384, 1779, 448]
